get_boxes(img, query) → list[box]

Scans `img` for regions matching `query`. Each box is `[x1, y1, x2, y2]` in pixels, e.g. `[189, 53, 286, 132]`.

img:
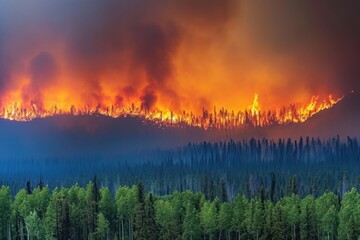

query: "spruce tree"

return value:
[134, 181, 148, 240]
[145, 194, 158, 240]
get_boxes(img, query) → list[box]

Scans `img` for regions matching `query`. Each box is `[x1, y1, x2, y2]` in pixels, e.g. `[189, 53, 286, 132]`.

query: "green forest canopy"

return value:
[0, 181, 359, 240]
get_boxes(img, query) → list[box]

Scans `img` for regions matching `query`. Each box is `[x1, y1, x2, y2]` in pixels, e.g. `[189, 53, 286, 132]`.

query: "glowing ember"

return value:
[0, 94, 342, 129]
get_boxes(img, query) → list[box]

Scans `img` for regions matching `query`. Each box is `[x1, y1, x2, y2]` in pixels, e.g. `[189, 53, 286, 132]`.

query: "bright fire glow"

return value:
[0, 94, 342, 129]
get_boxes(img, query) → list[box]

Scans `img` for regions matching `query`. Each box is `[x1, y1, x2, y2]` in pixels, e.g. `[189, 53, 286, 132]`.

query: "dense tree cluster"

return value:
[1, 180, 360, 240]
[0, 136, 359, 201]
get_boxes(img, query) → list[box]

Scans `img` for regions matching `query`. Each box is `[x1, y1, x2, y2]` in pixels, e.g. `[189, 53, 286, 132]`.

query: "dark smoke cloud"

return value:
[22, 52, 57, 107]
[0, 61, 9, 97]
[0, 0, 359, 110]
[0, 0, 237, 108]
[140, 86, 157, 110]
[244, 0, 360, 94]
[0, 18, 10, 100]
[29, 52, 57, 90]
[123, 86, 137, 98]
[131, 23, 180, 88]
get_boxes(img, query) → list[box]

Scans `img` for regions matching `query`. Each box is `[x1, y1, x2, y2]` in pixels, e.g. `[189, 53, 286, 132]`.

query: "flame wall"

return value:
[0, 0, 358, 114]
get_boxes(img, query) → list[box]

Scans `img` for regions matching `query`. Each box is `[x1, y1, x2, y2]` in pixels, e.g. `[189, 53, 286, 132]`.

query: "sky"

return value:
[0, 0, 359, 113]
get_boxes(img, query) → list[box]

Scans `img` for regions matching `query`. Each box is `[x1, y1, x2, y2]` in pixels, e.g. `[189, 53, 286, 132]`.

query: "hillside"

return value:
[0, 92, 359, 159]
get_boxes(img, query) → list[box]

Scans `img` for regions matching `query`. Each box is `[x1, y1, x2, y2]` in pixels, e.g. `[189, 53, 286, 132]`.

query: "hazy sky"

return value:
[0, 0, 359, 112]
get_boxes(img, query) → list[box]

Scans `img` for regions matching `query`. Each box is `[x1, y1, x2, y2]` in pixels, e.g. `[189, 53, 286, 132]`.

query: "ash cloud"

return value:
[0, 0, 359, 110]
[243, 1, 360, 95]
[0, 0, 237, 109]
[23, 52, 57, 107]
[140, 86, 158, 110]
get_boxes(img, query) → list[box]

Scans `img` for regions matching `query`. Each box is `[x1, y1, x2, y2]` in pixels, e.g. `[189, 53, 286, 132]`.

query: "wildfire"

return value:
[0, 94, 342, 129]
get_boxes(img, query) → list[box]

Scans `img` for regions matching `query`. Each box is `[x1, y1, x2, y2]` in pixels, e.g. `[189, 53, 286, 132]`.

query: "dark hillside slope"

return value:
[0, 92, 359, 159]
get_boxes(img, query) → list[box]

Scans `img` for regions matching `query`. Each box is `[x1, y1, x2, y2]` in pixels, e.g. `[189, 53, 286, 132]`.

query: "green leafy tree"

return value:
[44, 188, 58, 240]
[231, 195, 247, 240]
[283, 194, 300, 240]
[95, 213, 109, 240]
[14, 189, 30, 240]
[156, 200, 177, 240]
[218, 202, 233, 240]
[338, 188, 360, 240]
[115, 186, 136, 240]
[200, 201, 217, 240]
[0, 186, 12, 240]
[44, 188, 70, 240]
[271, 203, 286, 240]
[68, 184, 88, 240]
[322, 205, 338, 240]
[99, 187, 116, 239]
[183, 203, 201, 240]
[245, 198, 263, 240]
[316, 192, 338, 239]
[31, 186, 51, 220]
[300, 195, 317, 240]
[263, 201, 273, 240]
[24, 210, 45, 240]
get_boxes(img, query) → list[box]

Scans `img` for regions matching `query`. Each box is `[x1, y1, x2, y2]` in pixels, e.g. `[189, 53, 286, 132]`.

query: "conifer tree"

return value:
[134, 181, 148, 240]
[145, 194, 158, 240]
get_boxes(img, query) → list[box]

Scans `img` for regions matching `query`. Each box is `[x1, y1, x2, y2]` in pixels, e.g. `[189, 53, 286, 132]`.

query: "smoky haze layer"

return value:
[0, 0, 359, 112]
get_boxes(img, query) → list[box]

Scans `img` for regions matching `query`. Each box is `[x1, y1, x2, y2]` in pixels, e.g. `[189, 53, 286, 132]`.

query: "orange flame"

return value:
[0, 94, 342, 129]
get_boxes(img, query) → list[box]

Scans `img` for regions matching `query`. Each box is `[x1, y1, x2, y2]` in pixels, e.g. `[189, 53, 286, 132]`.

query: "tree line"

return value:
[0, 179, 360, 240]
[0, 136, 359, 201]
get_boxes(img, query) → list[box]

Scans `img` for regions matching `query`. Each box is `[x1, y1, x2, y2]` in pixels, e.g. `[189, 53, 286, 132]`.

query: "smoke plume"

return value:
[0, 0, 358, 112]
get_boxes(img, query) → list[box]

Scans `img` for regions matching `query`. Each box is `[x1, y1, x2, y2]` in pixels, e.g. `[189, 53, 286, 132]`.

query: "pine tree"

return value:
[287, 176, 298, 196]
[270, 172, 276, 202]
[145, 194, 158, 240]
[86, 177, 100, 238]
[220, 180, 228, 203]
[134, 181, 148, 240]
[59, 193, 70, 240]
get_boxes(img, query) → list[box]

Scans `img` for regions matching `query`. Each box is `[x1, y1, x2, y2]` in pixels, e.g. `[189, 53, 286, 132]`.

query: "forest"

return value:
[0, 136, 359, 239]
[1, 136, 359, 201]
[0, 180, 359, 240]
